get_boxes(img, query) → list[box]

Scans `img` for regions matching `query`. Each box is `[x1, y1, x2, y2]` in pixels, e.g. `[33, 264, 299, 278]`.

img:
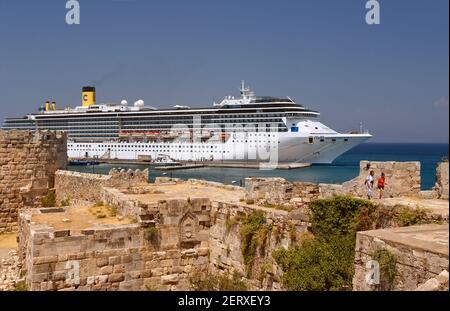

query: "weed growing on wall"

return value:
[371, 249, 397, 290]
[190, 270, 247, 291]
[239, 211, 272, 276]
[41, 189, 56, 207]
[273, 196, 375, 291]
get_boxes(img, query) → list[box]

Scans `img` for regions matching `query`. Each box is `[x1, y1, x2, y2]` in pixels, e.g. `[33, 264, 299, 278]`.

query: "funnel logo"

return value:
[66, 0, 80, 25]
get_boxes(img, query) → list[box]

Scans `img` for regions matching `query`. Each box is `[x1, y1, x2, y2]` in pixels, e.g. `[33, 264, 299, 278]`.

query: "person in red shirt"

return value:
[377, 172, 386, 199]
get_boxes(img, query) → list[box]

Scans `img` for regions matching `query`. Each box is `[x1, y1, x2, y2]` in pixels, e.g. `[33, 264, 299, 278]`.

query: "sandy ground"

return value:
[32, 205, 133, 230]
[127, 183, 245, 204]
[0, 233, 17, 259]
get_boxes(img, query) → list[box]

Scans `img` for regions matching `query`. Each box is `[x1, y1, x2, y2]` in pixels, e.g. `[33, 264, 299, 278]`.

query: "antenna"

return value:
[239, 80, 254, 99]
[360, 121, 363, 134]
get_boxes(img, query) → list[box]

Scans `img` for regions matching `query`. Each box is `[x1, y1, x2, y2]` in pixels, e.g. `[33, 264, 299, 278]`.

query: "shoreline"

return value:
[68, 158, 312, 170]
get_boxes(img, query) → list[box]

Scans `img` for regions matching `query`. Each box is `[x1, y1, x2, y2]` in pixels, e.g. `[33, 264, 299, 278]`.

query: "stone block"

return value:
[109, 256, 121, 265]
[108, 273, 125, 283]
[113, 264, 125, 273]
[33, 256, 58, 265]
[100, 265, 113, 275]
[96, 257, 108, 267]
[161, 274, 179, 285]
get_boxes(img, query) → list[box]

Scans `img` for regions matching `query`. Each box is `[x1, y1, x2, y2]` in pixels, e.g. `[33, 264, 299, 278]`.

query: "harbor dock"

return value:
[68, 158, 311, 170]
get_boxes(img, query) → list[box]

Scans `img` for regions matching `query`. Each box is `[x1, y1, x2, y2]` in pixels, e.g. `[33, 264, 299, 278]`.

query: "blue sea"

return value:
[68, 143, 449, 190]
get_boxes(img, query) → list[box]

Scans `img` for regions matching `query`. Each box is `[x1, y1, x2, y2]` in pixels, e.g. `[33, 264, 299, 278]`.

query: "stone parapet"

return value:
[0, 130, 67, 233]
[434, 161, 449, 200]
[55, 168, 149, 204]
[352, 224, 449, 291]
[244, 177, 320, 209]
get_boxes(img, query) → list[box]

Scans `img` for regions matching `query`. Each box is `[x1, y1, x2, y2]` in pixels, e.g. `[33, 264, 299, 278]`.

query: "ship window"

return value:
[344, 138, 348, 142]
[309, 137, 313, 144]
[332, 139, 336, 142]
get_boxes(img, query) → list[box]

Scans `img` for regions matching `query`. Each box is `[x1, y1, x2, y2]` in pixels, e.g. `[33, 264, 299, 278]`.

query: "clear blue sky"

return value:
[0, 0, 448, 143]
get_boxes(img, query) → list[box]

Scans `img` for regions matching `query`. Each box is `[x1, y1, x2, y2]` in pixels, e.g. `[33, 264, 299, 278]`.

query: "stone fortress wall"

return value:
[319, 161, 422, 198]
[54, 168, 149, 204]
[352, 224, 449, 291]
[435, 161, 449, 199]
[0, 130, 67, 233]
[244, 177, 320, 209]
[18, 159, 448, 291]
[19, 173, 304, 291]
[245, 160, 448, 203]
[0, 129, 448, 291]
[18, 201, 211, 291]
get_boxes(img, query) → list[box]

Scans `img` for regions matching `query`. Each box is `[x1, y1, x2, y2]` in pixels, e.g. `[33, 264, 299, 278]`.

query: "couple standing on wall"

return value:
[364, 169, 386, 200]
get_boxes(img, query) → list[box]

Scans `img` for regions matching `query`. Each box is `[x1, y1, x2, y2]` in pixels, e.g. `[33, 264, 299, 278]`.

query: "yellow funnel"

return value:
[82, 86, 96, 107]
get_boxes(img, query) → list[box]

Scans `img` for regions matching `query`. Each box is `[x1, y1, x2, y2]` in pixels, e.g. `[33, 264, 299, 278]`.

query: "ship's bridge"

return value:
[216, 81, 306, 110]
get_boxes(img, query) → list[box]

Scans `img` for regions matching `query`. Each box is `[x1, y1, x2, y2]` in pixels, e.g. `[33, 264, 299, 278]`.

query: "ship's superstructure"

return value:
[2, 82, 371, 163]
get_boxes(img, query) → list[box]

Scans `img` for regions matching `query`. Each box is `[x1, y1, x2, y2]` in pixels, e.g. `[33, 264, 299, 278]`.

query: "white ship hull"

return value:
[68, 132, 371, 164]
[3, 83, 373, 164]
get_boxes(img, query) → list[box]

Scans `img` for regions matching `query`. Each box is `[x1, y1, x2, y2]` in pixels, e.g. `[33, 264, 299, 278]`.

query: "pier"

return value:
[69, 158, 312, 170]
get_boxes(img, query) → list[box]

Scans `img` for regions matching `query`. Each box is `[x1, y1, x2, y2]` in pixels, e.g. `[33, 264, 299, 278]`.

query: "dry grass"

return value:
[0, 233, 17, 249]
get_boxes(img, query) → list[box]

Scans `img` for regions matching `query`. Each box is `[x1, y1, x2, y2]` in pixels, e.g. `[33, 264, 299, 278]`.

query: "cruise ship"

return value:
[2, 82, 371, 163]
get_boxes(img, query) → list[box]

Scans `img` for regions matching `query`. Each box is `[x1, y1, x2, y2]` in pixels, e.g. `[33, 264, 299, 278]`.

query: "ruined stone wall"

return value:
[353, 224, 449, 291]
[55, 168, 149, 204]
[21, 160, 447, 291]
[320, 161, 421, 198]
[19, 188, 304, 291]
[435, 161, 449, 200]
[101, 187, 143, 220]
[54, 171, 110, 203]
[244, 177, 320, 209]
[244, 161, 447, 202]
[0, 249, 22, 291]
[415, 270, 449, 291]
[0, 130, 67, 233]
[154, 177, 242, 192]
[209, 201, 303, 290]
[18, 198, 212, 291]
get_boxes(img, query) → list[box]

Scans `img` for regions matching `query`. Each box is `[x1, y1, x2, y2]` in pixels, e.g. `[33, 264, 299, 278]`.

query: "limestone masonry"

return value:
[15, 162, 448, 291]
[55, 168, 149, 204]
[353, 224, 449, 291]
[18, 174, 302, 290]
[435, 162, 449, 200]
[0, 130, 67, 233]
[319, 161, 422, 198]
[0, 130, 448, 291]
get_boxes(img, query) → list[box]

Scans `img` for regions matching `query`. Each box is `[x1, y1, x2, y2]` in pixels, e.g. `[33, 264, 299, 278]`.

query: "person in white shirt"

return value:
[364, 170, 375, 200]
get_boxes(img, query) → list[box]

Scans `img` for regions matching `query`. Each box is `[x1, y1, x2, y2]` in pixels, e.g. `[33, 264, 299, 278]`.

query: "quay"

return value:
[69, 158, 312, 170]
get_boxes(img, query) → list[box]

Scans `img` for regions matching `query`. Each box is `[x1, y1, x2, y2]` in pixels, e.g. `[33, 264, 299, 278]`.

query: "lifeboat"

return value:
[145, 131, 160, 137]
[162, 132, 179, 140]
